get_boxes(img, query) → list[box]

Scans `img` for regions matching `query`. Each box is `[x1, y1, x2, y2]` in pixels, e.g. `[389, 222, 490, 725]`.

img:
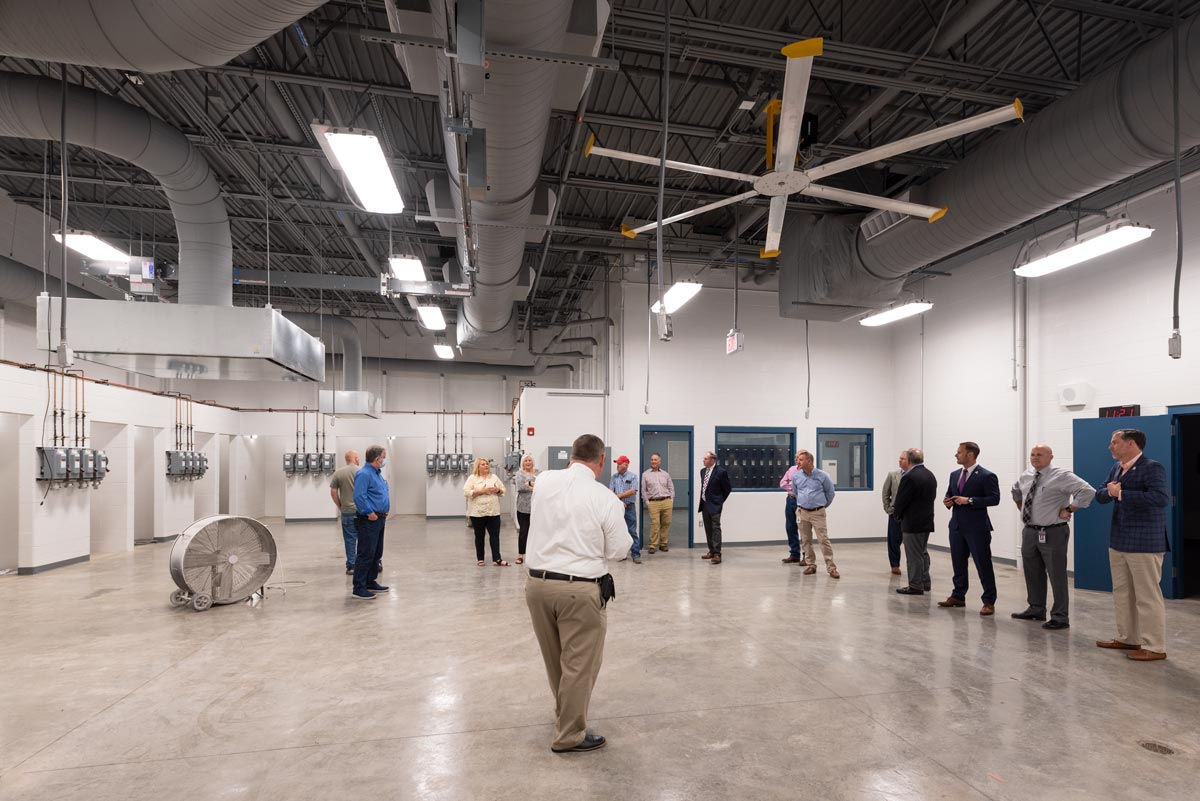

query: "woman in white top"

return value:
[513, 454, 540, 565]
[463, 457, 508, 566]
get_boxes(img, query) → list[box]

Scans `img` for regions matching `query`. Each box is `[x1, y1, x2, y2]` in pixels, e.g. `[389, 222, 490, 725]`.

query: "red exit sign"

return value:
[824, 440, 839, 448]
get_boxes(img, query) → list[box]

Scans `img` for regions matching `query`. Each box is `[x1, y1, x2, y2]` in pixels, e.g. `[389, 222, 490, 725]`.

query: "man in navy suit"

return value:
[940, 441, 1001, 615]
[1095, 429, 1170, 662]
[698, 451, 732, 565]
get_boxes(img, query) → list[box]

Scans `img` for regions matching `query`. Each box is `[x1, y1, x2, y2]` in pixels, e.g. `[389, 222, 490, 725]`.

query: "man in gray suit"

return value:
[880, 451, 910, 576]
[1011, 444, 1095, 630]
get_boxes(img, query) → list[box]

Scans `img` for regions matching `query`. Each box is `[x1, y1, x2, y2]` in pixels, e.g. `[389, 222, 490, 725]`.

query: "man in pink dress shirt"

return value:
[780, 451, 804, 564]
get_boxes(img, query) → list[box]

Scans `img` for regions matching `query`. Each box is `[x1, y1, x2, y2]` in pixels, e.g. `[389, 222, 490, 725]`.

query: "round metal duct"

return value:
[168, 515, 277, 611]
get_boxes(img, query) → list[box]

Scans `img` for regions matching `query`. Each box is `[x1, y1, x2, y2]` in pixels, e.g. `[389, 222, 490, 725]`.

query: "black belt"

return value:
[1027, 522, 1067, 532]
[528, 569, 601, 584]
[799, 505, 825, 512]
[648, 497, 670, 501]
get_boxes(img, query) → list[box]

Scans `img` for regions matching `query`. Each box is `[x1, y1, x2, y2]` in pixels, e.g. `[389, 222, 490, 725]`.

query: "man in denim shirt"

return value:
[351, 445, 391, 600]
[792, 449, 839, 579]
[609, 455, 641, 563]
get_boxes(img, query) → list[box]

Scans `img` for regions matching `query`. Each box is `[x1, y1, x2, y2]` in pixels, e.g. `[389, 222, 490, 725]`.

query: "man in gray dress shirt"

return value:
[1011, 444, 1096, 630]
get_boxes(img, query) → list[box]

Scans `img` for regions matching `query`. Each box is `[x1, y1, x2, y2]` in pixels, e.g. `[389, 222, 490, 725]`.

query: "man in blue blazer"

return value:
[940, 441, 1001, 615]
[1094, 428, 1170, 661]
[698, 451, 733, 565]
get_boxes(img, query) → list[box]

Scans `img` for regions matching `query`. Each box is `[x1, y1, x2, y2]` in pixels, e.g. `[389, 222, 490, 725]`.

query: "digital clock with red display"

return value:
[1098, 405, 1140, 418]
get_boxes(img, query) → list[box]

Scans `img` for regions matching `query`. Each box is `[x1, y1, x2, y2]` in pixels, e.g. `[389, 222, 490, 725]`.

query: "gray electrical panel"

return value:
[65, 448, 83, 481]
[425, 454, 437, 474]
[36, 447, 68, 481]
[306, 453, 322, 472]
[320, 453, 335, 473]
[436, 454, 450, 473]
[37, 447, 111, 486]
[461, 453, 473, 473]
[283, 453, 295, 473]
[167, 450, 208, 480]
[547, 445, 612, 485]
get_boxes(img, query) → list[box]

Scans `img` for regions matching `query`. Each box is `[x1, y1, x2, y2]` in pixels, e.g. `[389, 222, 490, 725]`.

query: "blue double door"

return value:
[1072, 412, 1200, 599]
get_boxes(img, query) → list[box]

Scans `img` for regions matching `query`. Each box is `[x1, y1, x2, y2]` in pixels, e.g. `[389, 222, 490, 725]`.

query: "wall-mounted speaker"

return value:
[1057, 382, 1094, 409]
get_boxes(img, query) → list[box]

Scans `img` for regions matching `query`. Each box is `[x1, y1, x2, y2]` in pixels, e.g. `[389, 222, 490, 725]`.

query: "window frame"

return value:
[714, 426, 797, 493]
[815, 427, 874, 492]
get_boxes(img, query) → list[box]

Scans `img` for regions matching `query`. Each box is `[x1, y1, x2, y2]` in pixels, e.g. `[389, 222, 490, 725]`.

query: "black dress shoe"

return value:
[1010, 611, 1046, 621]
[896, 586, 925, 595]
[552, 733, 607, 753]
[1042, 620, 1070, 630]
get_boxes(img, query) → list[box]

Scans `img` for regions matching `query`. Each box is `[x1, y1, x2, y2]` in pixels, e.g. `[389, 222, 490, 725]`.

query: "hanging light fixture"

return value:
[53, 229, 129, 263]
[434, 335, 455, 360]
[415, 305, 447, 331]
[1014, 219, 1154, 278]
[859, 301, 934, 327]
[388, 256, 426, 282]
[313, 124, 404, 214]
[650, 280, 703, 313]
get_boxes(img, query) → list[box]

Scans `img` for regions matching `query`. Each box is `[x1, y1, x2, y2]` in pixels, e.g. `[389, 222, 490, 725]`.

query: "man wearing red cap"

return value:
[610, 455, 641, 563]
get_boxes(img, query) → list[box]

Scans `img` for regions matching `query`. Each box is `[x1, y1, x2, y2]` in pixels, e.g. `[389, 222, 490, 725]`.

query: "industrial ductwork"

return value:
[0, 1, 327, 73]
[0, 73, 232, 306]
[780, 12, 1200, 320]
[392, 0, 609, 350]
[285, 314, 363, 391]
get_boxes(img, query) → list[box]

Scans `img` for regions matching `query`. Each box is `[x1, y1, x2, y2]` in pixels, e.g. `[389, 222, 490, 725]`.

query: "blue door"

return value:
[1071, 415, 1177, 597]
[639, 426, 694, 548]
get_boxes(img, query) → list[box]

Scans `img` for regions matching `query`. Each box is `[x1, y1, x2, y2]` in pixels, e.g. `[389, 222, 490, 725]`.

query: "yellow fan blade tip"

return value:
[759, 248, 781, 259]
[620, 224, 638, 239]
[781, 38, 823, 59]
[928, 207, 948, 223]
[1013, 98, 1025, 122]
[584, 133, 596, 156]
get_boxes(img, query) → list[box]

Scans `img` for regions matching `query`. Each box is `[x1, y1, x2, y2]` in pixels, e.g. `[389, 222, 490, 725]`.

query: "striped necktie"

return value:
[1022, 472, 1041, 525]
[701, 468, 712, 498]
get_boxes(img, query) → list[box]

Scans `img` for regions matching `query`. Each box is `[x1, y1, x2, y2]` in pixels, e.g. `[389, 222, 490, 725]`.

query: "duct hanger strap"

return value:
[359, 29, 619, 71]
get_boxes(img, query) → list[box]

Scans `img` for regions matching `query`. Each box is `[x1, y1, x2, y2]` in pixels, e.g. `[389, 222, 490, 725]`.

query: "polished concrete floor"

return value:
[2, 517, 1198, 801]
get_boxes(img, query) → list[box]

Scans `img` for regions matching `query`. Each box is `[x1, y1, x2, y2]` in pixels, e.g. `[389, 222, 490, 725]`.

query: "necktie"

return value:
[701, 468, 711, 498]
[1022, 472, 1041, 525]
[957, 469, 967, 494]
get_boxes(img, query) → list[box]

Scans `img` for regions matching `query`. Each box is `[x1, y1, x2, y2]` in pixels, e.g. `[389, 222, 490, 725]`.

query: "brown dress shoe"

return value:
[890, 567, 901, 575]
[782, 556, 801, 564]
[710, 555, 722, 564]
[659, 546, 669, 552]
[1096, 639, 1139, 650]
[829, 569, 840, 579]
[702, 552, 713, 559]
[1127, 649, 1167, 661]
[937, 597, 966, 608]
[980, 604, 995, 616]
[803, 565, 817, 575]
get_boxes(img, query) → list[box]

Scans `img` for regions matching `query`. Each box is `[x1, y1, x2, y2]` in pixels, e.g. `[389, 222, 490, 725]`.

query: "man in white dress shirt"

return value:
[525, 433, 629, 753]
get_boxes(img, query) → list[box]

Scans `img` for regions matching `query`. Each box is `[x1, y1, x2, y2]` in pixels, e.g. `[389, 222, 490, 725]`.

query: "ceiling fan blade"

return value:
[586, 134, 757, 183]
[623, 190, 761, 237]
[806, 100, 1024, 182]
[761, 195, 789, 255]
[801, 184, 946, 221]
[773, 38, 822, 173]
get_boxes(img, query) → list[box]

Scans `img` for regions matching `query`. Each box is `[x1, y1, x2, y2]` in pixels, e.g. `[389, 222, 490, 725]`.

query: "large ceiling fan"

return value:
[586, 38, 1024, 257]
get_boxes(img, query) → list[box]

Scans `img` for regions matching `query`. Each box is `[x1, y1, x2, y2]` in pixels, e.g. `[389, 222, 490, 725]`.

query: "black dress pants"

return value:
[472, 515, 502, 562]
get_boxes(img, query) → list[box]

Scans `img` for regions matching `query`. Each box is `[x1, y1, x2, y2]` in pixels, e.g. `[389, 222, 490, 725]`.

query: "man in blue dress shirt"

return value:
[351, 445, 392, 600]
[792, 449, 839, 578]
[609, 455, 641, 563]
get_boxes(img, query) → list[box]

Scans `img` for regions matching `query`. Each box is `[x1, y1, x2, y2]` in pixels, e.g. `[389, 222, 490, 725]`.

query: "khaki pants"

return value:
[525, 575, 607, 750]
[1108, 549, 1167, 653]
[797, 507, 837, 572]
[646, 498, 673, 549]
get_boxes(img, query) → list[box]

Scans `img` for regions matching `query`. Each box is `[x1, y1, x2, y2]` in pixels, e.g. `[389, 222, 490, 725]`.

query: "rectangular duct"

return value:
[36, 297, 325, 381]
[319, 390, 381, 419]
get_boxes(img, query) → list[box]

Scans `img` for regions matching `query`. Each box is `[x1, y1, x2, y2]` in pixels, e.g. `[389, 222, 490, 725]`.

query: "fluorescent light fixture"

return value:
[859, 301, 933, 327]
[53, 230, 130, 263]
[738, 97, 757, 111]
[416, 305, 447, 331]
[313, 125, 404, 214]
[1014, 220, 1153, 278]
[650, 281, 703, 314]
[434, 342, 455, 360]
[388, 256, 426, 282]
